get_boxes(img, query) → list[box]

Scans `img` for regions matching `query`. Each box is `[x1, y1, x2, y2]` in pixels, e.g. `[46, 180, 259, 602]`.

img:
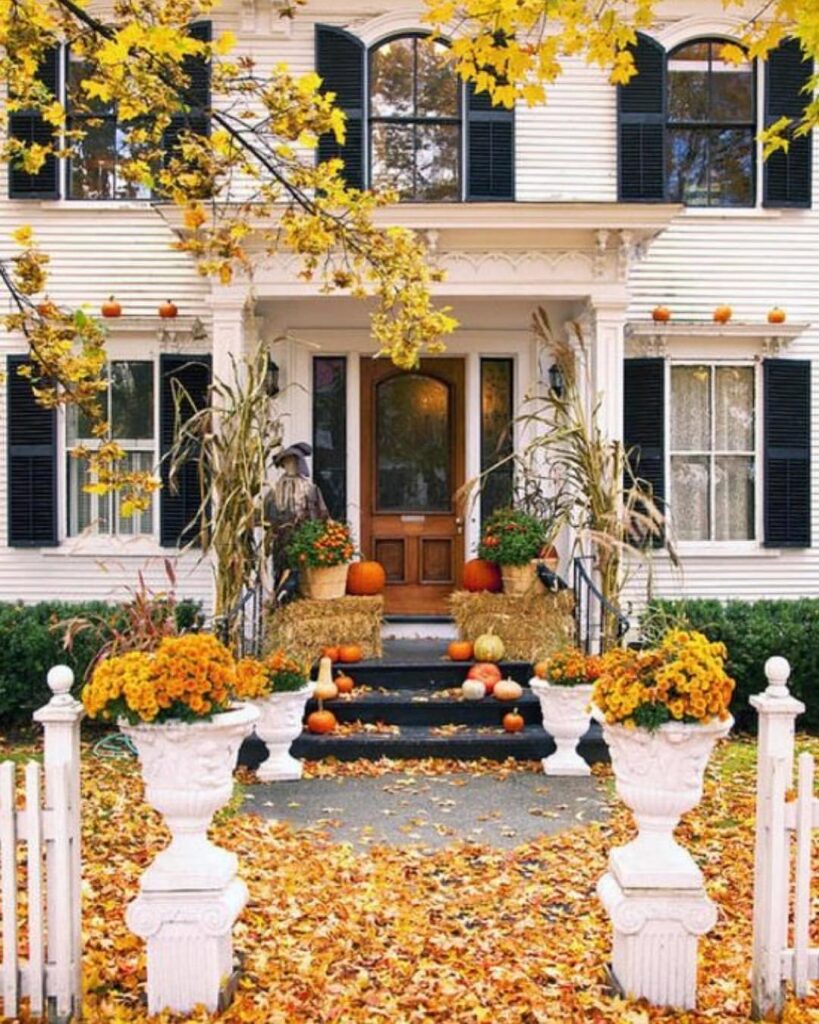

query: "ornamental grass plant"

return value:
[82, 633, 237, 724]
[592, 630, 735, 731]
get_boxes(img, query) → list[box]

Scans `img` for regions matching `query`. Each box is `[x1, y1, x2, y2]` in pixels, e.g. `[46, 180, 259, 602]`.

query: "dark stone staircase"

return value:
[239, 638, 607, 767]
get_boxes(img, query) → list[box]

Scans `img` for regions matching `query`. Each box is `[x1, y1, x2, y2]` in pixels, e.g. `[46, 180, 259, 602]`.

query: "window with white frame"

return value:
[669, 362, 756, 541]
[66, 360, 156, 536]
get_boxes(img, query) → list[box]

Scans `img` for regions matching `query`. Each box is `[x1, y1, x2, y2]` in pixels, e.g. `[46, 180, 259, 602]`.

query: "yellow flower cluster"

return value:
[541, 648, 602, 687]
[592, 630, 735, 730]
[233, 649, 309, 699]
[82, 633, 237, 724]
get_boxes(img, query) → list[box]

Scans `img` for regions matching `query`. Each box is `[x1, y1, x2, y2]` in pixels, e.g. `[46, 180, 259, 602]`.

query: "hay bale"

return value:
[449, 590, 574, 663]
[266, 596, 383, 664]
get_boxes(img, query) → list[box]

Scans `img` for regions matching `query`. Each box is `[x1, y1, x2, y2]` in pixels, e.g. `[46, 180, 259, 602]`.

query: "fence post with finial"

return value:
[750, 657, 803, 1020]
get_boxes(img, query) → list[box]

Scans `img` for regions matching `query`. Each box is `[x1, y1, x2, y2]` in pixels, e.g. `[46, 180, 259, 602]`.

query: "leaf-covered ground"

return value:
[6, 737, 819, 1022]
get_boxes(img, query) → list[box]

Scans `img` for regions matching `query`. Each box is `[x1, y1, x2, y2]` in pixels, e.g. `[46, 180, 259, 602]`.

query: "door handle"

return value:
[455, 516, 463, 535]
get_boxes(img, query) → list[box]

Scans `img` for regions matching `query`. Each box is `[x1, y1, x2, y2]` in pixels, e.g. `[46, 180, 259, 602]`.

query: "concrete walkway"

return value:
[244, 771, 609, 849]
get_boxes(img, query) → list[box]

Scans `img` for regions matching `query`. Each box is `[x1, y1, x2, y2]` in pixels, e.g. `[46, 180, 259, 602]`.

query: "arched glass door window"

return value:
[369, 35, 461, 201]
[667, 39, 755, 207]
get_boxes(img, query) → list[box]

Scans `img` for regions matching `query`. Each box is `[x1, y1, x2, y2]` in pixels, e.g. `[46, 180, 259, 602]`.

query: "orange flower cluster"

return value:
[82, 633, 237, 724]
[234, 649, 310, 699]
[288, 518, 354, 569]
[540, 648, 602, 687]
[592, 629, 735, 730]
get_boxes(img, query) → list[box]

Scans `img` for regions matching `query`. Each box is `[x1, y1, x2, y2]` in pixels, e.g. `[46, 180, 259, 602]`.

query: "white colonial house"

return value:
[0, 0, 815, 620]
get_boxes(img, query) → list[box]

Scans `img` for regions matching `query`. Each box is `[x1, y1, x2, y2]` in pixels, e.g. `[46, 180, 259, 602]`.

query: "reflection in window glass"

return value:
[667, 39, 755, 207]
[670, 363, 755, 541]
[369, 35, 461, 200]
[67, 360, 155, 536]
[313, 357, 347, 521]
[480, 359, 514, 523]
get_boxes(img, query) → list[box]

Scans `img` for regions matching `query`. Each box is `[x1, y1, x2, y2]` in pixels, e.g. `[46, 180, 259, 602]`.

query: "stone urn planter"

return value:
[593, 709, 733, 889]
[300, 563, 348, 600]
[530, 678, 593, 776]
[120, 703, 259, 890]
[252, 683, 316, 781]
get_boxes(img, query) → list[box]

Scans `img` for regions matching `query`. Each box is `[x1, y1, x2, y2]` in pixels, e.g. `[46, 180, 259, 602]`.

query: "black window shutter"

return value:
[764, 38, 813, 208]
[160, 354, 212, 548]
[764, 359, 811, 547]
[7, 357, 58, 546]
[164, 22, 212, 172]
[315, 25, 365, 190]
[624, 357, 665, 546]
[617, 34, 666, 202]
[9, 47, 60, 199]
[467, 85, 514, 200]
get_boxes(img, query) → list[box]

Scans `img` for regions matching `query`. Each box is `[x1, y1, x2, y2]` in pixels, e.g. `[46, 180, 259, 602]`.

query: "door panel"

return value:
[361, 358, 465, 614]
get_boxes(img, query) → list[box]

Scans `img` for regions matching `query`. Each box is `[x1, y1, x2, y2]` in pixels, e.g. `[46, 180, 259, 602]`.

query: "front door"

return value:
[361, 358, 465, 614]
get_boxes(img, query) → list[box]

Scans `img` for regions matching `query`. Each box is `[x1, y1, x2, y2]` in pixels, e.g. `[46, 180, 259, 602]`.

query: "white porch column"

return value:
[587, 301, 629, 444]
[208, 283, 253, 387]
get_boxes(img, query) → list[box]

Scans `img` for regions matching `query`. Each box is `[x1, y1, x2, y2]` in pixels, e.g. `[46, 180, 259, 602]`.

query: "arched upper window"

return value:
[666, 38, 755, 207]
[369, 35, 462, 201]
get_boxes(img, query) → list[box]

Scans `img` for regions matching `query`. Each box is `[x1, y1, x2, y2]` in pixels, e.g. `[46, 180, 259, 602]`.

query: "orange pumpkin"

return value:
[533, 660, 548, 679]
[101, 296, 122, 318]
[448, 640, 473, 662]
[335, 672, 354, 694]
[713, 305, 732, 324]
[768, 306, 786, 325]
[322, 646, 340, 662]
[338, 644, 363, 664]
[503, 709, 524, 733]
[652, 305, 671, 323]
[467, 662, 502, 693]
[158, 299, 178, 319]
[347, 561, 386, 595]
[307, 708, 337, 734]
[462, 558, 503, 593]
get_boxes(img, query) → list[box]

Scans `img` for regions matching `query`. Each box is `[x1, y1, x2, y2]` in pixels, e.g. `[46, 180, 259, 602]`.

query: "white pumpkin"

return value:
[493, 678, 523, 701]
[462, 678, 486, 701]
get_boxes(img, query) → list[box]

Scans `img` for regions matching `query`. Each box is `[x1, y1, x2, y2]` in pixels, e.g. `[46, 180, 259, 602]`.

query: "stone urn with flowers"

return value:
[234, 649, 315, 781]
[529, 648, 599, 776]
[591, 630, 735, 889]
[82, 633, 259, 1014]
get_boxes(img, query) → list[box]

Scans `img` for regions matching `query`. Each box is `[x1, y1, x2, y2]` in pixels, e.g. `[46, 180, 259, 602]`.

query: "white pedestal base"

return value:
[126, 879, 248, 1015]
[253, 686, 314, 783]
[257, 750, 304, 782]
[541, 742, 591, 777]
[597, 872, 717, 1010]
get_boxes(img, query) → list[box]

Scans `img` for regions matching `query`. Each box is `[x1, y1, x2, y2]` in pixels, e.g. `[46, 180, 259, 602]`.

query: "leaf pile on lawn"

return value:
[23, 737, 819, 1021]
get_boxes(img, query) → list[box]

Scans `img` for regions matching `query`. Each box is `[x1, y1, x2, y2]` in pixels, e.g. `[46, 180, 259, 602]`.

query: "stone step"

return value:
[323, 659, 532, 691]
[308, 688, 544, 727]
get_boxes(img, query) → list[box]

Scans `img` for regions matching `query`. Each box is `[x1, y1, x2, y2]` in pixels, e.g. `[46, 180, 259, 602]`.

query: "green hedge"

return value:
[644, 599, 819, 731]
[0, 600, 202, 721]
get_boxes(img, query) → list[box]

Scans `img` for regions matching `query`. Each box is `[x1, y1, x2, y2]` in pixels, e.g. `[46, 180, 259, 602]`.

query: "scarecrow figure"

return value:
[268, 442, 328, 523]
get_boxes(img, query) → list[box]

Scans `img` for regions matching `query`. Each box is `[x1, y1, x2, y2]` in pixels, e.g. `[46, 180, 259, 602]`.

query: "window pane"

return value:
[710, 51, 753, 121]
[481, 359, 514, 523]
[115, 451, 154, 535]
[709, 128, 754, 206]
[371, 122, 415, 197]
[415, 124, 459, 200]
[111, 362, 154, 440]
[313, 357, 347, 521]
[671, 365, 711, 451]
[370, 38, 415, 117]
[668, 129, 709, 205]
[67, 54, 113, 115]
[715, 365, 754, 450]
[70, 119, 117, 199]
[416, 40, 458, 117]
[715, 455, 754, 540]
[67, 456, 95, 535]
[376, 374, 450, 512]
[671, 455, 710, 540]
[115, 127, 154, 200]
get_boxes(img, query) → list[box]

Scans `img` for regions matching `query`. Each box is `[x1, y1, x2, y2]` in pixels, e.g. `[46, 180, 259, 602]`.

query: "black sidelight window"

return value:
[312, 357, 347, 520]
[480, 358, 514, 523]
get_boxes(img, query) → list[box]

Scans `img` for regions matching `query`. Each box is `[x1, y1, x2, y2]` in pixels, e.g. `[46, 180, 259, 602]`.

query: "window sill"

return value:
[44, 536, 166, 558]
[33, 199, 157, 212]
[681, 207, 786, 219]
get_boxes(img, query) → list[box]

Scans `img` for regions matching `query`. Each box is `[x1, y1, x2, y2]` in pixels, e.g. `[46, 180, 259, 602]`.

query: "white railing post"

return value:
[750, 656, 803, 1021]
[33, 666, 84, 1023]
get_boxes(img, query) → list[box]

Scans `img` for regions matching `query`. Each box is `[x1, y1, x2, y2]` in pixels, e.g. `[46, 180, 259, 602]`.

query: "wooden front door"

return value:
[361, 358, 465, 615]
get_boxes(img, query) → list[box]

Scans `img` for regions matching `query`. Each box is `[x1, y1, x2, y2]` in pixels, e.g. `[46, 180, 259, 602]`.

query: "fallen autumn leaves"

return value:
[22, 738, 819, 1021]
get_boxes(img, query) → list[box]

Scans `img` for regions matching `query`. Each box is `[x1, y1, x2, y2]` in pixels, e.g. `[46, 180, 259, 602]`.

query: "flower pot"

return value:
[530, 679, 593, 776]
[252, 683, 315, 781]
[593, 709, 733, 889]
[120, 703, 259, 891]
[300, 563, 348, 600]
[500, 561, 545, 596]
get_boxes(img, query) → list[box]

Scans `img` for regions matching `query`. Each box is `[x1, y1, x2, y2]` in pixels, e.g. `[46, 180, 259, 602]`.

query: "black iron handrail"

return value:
[572, 555, 630, 654]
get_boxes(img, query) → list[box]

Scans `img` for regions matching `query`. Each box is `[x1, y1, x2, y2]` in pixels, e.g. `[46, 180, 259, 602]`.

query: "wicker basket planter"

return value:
[501, 560, 545, 596]
[300, 563, 348, 600]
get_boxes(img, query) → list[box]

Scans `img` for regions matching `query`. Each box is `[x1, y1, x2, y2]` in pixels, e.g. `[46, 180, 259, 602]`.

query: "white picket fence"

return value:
[0, 666, 84, 1022]
[751, 656, 818, 1019]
